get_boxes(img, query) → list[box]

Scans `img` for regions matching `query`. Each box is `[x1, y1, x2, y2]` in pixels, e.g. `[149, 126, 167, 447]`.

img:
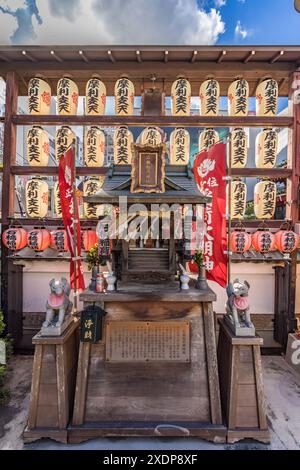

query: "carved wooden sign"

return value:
[130, 143, 166, 193]
[105, 321, 190, 362]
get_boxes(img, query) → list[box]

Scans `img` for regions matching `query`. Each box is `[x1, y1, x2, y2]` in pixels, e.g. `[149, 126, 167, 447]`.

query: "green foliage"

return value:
[86, 243, 107, 270]
[0, 311, 12, 406]
[193, 249, 204, 270]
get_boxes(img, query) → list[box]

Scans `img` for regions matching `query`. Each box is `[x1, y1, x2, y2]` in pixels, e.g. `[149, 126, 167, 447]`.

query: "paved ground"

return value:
[0, 355, 299, 450]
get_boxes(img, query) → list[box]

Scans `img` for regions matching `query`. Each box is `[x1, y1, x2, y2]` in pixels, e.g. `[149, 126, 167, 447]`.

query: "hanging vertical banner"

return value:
[191, 143, 227, 287]
[58, 146, 85, 291]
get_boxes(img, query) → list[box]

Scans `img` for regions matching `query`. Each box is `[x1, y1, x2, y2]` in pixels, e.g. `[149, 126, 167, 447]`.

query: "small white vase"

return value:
[180, 274, 190, 290]
[107, 274, 117, 291]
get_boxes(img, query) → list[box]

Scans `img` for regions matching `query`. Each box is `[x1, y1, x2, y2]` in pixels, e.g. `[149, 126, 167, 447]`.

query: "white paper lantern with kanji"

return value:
[255, 129, 278, 169]
[230, 128, 248, 168]
[55, 126, 76, 162]
[230, 180, 247, 219]
[27, 126, 50, 167]
[113, 126, 134, 164]
[199, 128, 219, 152]
[170, 128, 190, 165]
[85, 78, 106, 115]
[199, 79, 220, 116]
[140, 127, 162, 146]
[114, 77, 135, 116]
[28, 78, 51, 115]
[57, 77, 78, 115]
[83, 177, 105, 219]
[228, 79, 249, 116]
[84, 126, 105, 167]
[254, 180, 277, 219]
[171, 78, 191, 116]
[256, 79, 278, 116]
[53, 181, 62, 217]
[25, 179, 49, 218]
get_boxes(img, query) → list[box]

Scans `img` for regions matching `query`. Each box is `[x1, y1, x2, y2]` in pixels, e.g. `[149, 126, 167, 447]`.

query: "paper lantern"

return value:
[230, 128, 248, 168]
[28, 77, 51, 115]
[2, 228, 27, 251]
[25, 179, 48, 218]
[113, 126, 134, 164]
[26, 126, 49, 167]
[252, 230, 276, 253]
[83, 177, 104, 219]
[171, 78, 191, 116]
[82, 230, 98, 251]
[230, 180, 247, 219]
[140, 127, 162, 146]
[84, 126, 105, 167]
[50, 230, 68, 252]
[230, 230, 252, 254]
[199, 79, 220, 116]
[53, 181, 62, 217]
[55, 126, 76, 162]
[228, 79, 249, 116]
[170, 128, 190, 165]
[57, 77, 78, 115]
[256, 79, 278, 116]
[85, 78, 106, 115]
[27, 228, 51, 252]
[254, 180, 277, 219]
[199, 128, 219, 152]
[114, 77, 135, 116]
[255, 129, 278, 169]
[275, 230, 299, 254]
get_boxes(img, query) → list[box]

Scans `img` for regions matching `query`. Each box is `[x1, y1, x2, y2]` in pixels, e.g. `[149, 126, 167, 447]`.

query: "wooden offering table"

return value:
[69, 283, 227, 443]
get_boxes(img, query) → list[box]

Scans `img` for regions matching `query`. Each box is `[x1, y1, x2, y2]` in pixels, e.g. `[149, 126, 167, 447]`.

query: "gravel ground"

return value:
[0, 355, 299, 450]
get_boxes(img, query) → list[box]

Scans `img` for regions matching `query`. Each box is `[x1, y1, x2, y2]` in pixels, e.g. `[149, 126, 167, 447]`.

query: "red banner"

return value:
[58, 146, 85, 291]
[191, 143, 227, 287]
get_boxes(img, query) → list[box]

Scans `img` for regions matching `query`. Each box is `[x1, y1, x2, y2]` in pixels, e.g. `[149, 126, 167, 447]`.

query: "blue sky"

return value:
[0, 0, 299, 45]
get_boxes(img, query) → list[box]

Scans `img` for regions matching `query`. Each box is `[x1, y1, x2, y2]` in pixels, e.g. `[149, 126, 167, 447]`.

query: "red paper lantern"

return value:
[230, 230, 252, 254]
[2, 227, 27, 251]
[275, 230, 299, 254]
[50, 230, 68, 252]
[27, 228, 51, 252]
[252, 230, 276, 253]
[82, 230, 98, 251]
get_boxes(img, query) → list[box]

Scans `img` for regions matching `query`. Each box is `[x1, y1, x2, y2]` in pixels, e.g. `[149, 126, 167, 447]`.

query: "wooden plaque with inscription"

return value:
[106, 320, 190, 362]
[130, 143, 166, 193]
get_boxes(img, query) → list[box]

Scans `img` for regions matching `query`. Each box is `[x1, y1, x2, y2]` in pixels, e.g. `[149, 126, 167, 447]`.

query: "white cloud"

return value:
[0, 0, 225, 45]
[235, 20, 249, 39]
[214, 0, 226, 7]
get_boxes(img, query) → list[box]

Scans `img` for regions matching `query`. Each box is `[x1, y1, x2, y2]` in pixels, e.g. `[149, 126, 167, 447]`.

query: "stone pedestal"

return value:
[217, 319, 270, 444]
[23, 320, 79, 444]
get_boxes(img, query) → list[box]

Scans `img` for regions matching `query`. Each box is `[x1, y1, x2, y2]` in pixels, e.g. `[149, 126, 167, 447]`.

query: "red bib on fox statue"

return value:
[190, 143, 228, 288]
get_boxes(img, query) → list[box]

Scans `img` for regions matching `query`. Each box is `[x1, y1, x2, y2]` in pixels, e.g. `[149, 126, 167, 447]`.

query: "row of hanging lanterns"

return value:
[230, 180, 277, 220]
[2, 227, 99, 253]
[25, 177, 104, 219]
[28, 76, 278, 117]
[230, 225, 299, 255]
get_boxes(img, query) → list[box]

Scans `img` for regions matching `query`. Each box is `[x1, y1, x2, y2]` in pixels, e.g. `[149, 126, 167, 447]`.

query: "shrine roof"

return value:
[85, 164, 210, 205]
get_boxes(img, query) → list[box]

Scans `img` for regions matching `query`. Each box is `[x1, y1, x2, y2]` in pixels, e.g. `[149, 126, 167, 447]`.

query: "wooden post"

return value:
[1, 71, 18, 332]
[72, 141, 78, 315]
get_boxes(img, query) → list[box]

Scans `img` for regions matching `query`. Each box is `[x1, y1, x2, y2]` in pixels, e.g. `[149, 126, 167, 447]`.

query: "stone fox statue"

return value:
[43, 278, 73, 328]
[225, 279, 254, 328]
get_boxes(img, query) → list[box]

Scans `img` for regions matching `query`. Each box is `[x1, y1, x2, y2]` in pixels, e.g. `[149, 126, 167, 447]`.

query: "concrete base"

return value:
[39, 315, 74, 337]
[224, 315, 255, 337]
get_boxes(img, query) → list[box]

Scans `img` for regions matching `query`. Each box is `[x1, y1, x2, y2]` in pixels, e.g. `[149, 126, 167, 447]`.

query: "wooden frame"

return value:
[131, 143, 166, 193]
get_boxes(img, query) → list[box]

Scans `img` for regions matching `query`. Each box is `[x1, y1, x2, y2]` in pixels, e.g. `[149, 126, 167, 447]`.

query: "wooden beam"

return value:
[107, 50, 116, 63]
[11, 166, 109, 176]
[79, 50, 89, 63]
[231, 168, 292, 178]
[244, 50, 255, 63]
[0, 52, 10, 62]
[12, 114, 294, 128]
[270, 50, 284, 64]
[50, 50, 64, 63]
[136, 50, 142, 63]
[22, 50, 37, 62]
[190, 51, 198, 63]
[217, 50, 226, 63]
